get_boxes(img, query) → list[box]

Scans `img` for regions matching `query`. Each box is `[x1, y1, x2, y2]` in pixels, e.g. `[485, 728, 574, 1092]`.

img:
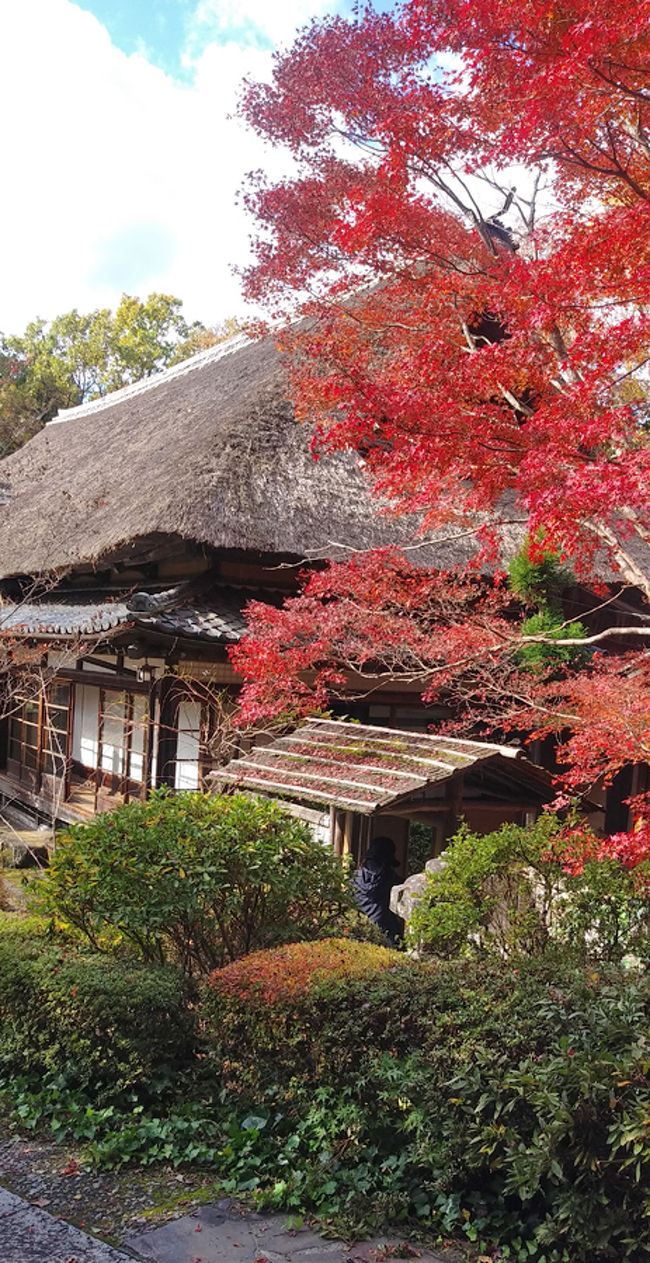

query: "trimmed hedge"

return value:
[203, 937, 402, 1090]
[202, 943, 650, 1259]
[201, 939, 599, 1093]
[0, 924, 195, 1098]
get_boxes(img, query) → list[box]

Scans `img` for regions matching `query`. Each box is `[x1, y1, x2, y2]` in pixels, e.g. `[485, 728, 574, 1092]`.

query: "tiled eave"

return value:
[0, 586, 264, 644]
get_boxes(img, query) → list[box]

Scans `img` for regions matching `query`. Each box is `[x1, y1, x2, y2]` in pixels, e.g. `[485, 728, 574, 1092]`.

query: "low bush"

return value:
[0, 929, 195, 1101]
[202, 943, 650, 1259]
[38, 789, 353, 973]
[206, 946, 605, 1106]
[403, 964, 650, 1260]
[203, 937, 402, 1091]
[202, 942, 613, 1096]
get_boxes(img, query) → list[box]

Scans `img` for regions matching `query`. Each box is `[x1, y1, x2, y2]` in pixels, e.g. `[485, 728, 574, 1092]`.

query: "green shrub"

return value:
[408, 816, 563, 958]
[38, 789, 353, 974]
[203, 946, 650, 1258]
[404, 963, 650, 1260]
[556, 853, 650, 962]
[408, 815, 650, 962]
[0, 930, 195, 1099]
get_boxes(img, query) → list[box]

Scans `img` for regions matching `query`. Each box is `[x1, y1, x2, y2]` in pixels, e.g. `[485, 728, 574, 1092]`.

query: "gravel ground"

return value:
[0, 1118, 231, 1247]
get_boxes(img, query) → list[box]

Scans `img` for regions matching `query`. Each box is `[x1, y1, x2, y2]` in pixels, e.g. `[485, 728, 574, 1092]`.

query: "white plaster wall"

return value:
[174, 699, 201, 790]
[72, 684, 100, 768]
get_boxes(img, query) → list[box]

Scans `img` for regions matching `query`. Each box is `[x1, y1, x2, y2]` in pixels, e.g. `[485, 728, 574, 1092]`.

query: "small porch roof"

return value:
[211, 718, 551, 814]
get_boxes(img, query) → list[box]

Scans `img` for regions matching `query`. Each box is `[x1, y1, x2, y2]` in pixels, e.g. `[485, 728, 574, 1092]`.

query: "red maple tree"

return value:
[233, 0, 650, 845]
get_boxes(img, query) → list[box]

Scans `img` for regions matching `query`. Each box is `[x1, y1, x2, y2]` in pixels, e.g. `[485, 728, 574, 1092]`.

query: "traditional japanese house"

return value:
[0, 332, 640, 837]
[0, 334, 517, 827]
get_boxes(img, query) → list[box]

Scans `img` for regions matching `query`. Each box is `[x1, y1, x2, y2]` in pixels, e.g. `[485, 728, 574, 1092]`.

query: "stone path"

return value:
[0, 1186, 451, 1263]
[124, 1199, 449, 1263]
[0, 1186, 135, 1263]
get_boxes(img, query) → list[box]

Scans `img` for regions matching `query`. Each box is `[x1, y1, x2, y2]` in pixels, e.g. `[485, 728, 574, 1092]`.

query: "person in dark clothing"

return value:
[352, 835, 404, 946]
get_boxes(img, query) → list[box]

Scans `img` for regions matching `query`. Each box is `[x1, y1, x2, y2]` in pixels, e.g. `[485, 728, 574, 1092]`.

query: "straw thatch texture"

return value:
[0, 334, 525, 581]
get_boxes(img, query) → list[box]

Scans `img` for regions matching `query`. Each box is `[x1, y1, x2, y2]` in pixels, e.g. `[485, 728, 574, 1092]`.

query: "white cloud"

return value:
[188, 0, 333, 56]
[0, 0, 322, 335]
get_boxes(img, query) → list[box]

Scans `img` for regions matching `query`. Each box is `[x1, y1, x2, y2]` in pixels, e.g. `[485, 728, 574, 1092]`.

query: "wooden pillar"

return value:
[155, 676, 179, 789]
[445, 773, 464, 841]
[360, 814, 372, 859]
[332, 806, 344, 857]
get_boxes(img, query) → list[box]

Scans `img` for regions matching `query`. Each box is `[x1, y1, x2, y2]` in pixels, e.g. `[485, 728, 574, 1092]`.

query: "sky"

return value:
[0, 0, 353, 337]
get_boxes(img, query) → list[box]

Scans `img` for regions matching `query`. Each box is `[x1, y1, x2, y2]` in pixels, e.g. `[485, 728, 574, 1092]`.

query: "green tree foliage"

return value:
[508, 540, 589, 674]
[508, 543, 577, 610]
[39, 790, 353, 974]
[0, 333, 78, 457]
[0, 297, 242, 457]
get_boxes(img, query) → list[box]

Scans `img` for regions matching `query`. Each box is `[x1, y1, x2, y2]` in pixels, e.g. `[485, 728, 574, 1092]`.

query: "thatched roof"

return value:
[211, 717, 551, 814]
[0, 334, 525, 581]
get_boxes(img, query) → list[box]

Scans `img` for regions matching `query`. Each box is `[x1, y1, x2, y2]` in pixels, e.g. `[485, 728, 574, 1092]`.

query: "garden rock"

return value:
[390, 857, 445, 923]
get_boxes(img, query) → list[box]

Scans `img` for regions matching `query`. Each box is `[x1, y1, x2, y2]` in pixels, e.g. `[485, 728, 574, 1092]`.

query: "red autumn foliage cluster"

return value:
[528, 655, 650, 791]
[233, 0, 650, 849]
[207, 937, 394, 1007]
[547, 821, 650, 883]
[230, 551, 516, 723]
[241, 0, 650, 587]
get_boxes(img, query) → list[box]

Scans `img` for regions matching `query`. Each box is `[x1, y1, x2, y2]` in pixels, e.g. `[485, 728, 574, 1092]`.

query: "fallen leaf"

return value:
[30, 1198, 50, 1208]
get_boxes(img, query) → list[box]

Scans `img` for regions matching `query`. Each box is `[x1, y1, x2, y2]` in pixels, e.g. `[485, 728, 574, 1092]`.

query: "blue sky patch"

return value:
[89, 221, 179, 292]
[80, 0, 193, 75]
